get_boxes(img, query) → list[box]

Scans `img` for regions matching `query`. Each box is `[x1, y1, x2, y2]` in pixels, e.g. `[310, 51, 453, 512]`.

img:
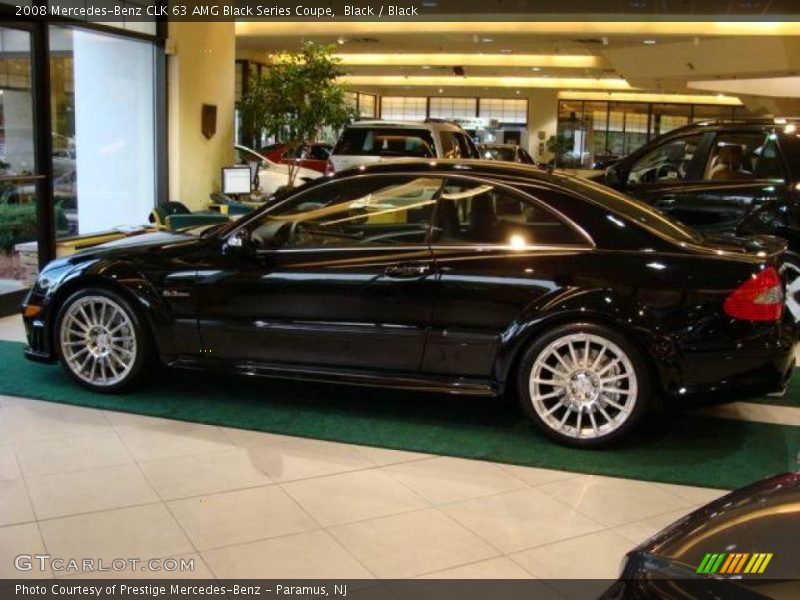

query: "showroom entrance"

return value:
[0, 16, 165, 317]
[0, 22, 49, 315]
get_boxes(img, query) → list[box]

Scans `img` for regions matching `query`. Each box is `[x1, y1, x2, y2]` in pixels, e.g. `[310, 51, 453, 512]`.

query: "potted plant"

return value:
[240, 42, 356, 189]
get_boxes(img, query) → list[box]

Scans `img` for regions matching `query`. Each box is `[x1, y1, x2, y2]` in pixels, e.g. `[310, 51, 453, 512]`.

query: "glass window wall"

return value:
[556, 98, 748, 168]
[50, 26, 156, 238]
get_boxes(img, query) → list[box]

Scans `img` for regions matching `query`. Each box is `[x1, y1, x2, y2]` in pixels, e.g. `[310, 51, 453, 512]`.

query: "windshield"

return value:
[334, 127, 436, 158]
[484, 147, 517, 162]
[562, 176, 703, 244]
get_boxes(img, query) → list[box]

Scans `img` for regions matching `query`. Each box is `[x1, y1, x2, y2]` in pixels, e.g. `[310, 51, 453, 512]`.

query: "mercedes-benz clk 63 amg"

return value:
[21, 161, 797, 447]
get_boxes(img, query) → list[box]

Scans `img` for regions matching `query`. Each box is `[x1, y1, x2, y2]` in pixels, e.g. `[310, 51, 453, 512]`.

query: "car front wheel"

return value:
[517, 323, 650, 448]
[56, 289, 150, 392]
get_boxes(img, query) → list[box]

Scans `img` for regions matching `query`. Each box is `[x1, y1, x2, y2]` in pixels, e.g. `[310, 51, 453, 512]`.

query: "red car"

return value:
[260, 143, 332, 174]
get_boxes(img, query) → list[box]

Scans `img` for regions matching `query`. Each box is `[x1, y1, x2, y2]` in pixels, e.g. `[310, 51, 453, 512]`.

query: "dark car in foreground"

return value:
[21, 160, 797, 447]
[602, 118, 800, 321]
[603, 472, 800, 599]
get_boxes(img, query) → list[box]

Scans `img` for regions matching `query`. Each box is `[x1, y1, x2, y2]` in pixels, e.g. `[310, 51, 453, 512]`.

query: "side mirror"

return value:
[222, 229, 253, 255]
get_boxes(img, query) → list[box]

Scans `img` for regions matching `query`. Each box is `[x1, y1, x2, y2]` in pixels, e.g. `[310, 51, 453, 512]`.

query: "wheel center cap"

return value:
[568, 370, 600, 405]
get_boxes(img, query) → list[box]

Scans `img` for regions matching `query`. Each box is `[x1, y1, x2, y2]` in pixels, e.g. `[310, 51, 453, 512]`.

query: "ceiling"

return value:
[235, 14, 800, 103]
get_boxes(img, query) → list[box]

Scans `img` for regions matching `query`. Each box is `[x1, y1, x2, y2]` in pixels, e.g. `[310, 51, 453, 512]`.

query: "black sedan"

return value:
[603, 472, 800, 598]
[21, 160, 797, 447]
[602, 118, 800, 321]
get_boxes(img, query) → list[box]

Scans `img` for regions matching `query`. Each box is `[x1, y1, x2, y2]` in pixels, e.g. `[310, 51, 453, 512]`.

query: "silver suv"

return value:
[330, 119, 480, 172]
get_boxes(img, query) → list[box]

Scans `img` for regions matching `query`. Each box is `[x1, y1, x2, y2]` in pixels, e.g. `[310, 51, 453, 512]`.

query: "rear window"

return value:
[562, 176, 703, 244]
[333, 127, 436, 158]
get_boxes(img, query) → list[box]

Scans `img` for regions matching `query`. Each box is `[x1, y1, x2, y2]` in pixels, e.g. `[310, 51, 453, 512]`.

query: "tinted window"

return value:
[484, 146, 517, 162]
[628, 134, 705, 184]
[250, 176, 442, 249]
[704, 132, 784, 181]
[456, 133, 480, 159]
[431, 179, 584, 246]
[333, 128, 436, 158]
[439, 131, 459, 158]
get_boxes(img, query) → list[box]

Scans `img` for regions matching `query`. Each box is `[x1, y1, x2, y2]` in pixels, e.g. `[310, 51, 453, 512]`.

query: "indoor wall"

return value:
[168, 22, 235, 212]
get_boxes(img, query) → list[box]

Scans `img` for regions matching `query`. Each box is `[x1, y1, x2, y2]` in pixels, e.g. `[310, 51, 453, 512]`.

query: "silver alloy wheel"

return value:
[529, 332, 638, 440]
[59, 295, 137, 387]
[780, 261, 800, 323]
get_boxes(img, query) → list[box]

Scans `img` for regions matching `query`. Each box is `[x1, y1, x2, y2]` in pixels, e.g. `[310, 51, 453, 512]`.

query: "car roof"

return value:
[346, 119, 465, 132]
[329, 158, 550, 183]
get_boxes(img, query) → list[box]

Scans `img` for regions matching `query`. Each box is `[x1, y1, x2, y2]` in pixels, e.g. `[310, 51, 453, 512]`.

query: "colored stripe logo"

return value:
[696, 552, 773, 574]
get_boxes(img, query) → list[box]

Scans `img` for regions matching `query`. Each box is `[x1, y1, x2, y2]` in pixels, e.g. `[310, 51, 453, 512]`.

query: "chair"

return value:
[710, 145, 752, 180]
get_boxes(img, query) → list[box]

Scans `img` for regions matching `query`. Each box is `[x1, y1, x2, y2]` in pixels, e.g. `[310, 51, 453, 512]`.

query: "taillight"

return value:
[724, 266, 784, 321]
[325, 160, 335, 176]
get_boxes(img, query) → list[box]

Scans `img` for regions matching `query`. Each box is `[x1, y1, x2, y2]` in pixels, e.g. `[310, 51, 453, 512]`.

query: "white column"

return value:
[73, 30, 155, 234]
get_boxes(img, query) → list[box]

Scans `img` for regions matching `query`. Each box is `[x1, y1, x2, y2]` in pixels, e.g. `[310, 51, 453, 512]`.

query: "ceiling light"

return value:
[337, 37, 346, 45]
[331, 53, 603, 68]
[339, 75, 631, 90]
[421, 65, 431, 69]
[515, 90, 521, 95]
[438, 88, 444, 93]
[481, 37, 493, 43]
[531, 67, 541, 71]
[643, 39, 657, 45]
[500, 49, 512, 53]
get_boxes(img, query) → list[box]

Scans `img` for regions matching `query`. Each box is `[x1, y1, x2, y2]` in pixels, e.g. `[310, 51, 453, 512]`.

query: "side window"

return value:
[628, 134, 705, 185]
[250, 177, 442, 249]
[705, 132, 784, 181]
[456, 133, 480, 159]
[439, 131, 460, 158]
[432, 179, 585, 246]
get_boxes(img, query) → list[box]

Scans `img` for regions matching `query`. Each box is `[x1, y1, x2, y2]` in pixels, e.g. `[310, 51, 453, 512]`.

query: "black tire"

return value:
[516, 322, 650, 448]
[54, 287, 152, 393]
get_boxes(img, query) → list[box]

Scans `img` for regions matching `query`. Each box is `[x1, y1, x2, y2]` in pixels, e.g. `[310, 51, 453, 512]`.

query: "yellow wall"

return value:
[168, 22, 235, 211]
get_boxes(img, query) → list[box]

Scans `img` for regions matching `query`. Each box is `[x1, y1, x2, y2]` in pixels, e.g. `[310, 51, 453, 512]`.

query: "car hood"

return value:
[634, 472, 800, 578]
[63, 230, 201, 265]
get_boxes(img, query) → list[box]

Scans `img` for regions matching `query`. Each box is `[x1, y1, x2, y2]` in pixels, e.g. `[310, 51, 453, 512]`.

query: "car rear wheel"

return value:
[517, 323, 650, 448]
[56, 289, 150, 393]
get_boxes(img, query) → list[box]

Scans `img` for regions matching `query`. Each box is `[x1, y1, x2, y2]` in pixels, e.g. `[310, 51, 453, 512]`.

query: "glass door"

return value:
[0, 25, 41, 312]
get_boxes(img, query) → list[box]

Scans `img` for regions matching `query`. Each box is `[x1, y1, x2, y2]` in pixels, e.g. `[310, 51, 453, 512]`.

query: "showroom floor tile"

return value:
[0, 313, 795, 580]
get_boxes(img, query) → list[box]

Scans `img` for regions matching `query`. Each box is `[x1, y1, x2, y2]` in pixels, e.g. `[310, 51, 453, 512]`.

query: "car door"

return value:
[195, 174, 443, 373]
[422, 177, 593, 379]
[692, 130, 791, 236]
[620, 132, 713, 225]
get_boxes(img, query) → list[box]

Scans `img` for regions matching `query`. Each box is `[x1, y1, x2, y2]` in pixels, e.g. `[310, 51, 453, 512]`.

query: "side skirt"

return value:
[168, 357, 502, 397]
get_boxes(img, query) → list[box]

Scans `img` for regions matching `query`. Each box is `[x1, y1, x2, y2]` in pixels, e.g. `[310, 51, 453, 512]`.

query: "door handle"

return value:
[383, 263, 432, 279]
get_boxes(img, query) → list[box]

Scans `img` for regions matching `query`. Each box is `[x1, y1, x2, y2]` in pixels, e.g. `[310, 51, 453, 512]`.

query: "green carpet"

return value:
[1, 340, 798, 490]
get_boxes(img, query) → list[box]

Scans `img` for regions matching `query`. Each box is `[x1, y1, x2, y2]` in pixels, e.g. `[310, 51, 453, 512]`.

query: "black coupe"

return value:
[21, 160, 797, 447]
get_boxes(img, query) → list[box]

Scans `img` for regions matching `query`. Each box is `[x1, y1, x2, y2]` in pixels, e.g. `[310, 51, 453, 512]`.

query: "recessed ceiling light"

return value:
[421, 65, 431, 69]
[438, 88, 444, 93]
[531, 67, 541, 71]
[515, 90, 521, 95]
[337, 37, 346, 45]
[643, 39, 657, 45]
[481, 37, 493, 43]
[500, 49, 512, 53]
